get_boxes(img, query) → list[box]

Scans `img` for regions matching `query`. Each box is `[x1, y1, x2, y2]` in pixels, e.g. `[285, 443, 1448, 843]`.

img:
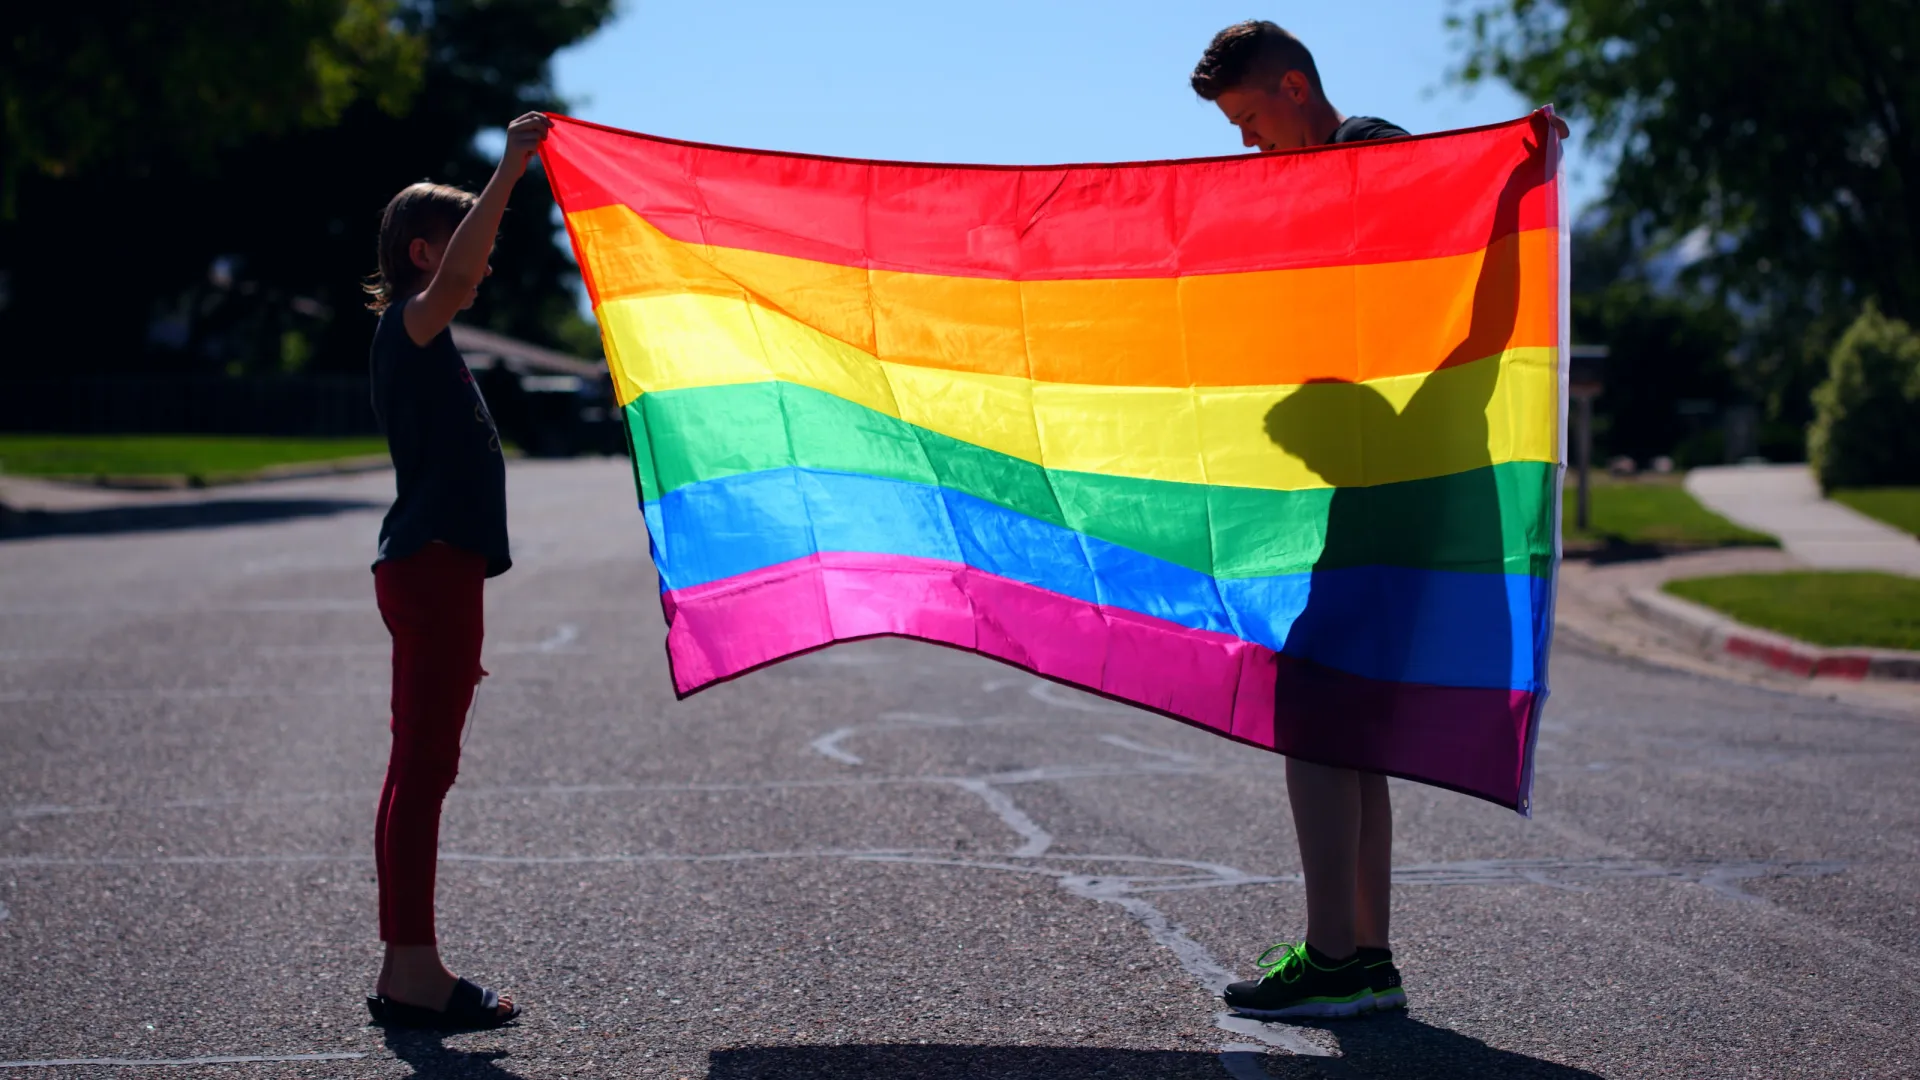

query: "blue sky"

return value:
[550, 1, 1604, 209]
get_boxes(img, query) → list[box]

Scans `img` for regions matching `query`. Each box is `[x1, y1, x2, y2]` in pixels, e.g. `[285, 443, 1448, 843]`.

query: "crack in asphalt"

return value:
[811, 692, 1328, 1066]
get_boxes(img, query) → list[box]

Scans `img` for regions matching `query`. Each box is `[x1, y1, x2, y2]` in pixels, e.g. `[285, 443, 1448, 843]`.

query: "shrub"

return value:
[1808, 304, 1920, 490]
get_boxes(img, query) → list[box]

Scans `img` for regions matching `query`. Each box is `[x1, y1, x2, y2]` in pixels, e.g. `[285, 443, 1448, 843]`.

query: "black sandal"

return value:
[367, 978, 520, 1030]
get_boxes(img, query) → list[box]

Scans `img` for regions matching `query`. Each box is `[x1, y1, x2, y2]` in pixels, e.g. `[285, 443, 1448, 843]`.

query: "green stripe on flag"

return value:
[627, 382, 1555, 580]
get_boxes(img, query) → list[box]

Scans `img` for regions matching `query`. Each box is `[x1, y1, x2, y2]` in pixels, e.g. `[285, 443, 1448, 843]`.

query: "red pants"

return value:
[373, 543, 486, 946]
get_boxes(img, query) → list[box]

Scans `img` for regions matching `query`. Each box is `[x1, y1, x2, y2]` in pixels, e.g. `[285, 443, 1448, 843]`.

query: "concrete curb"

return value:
[69, 455, 392, 491]
[1626, 588, 1920, 682]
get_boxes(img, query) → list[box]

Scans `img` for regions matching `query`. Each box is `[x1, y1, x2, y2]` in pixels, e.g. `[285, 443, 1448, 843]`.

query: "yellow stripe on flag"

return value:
[600, 291, 1558, 492]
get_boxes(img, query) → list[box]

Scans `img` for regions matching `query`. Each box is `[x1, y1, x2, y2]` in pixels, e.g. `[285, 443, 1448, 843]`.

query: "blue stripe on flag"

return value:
[644, 467, 1545, 691]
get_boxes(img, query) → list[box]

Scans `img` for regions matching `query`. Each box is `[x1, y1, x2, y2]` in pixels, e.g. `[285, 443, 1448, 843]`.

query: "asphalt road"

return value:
[2, 459, 1915, 1079]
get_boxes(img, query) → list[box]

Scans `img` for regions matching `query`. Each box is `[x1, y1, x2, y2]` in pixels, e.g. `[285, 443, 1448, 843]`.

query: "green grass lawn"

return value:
[1664, 571, 1920, 651]
[1563, 474, 1777, 549]
[1831, 487, 1920, 538]
[0, 435, 387, 480]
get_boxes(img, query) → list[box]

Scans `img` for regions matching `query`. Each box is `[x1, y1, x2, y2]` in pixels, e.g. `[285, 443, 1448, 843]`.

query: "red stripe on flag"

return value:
[542, 112, 1560, 281]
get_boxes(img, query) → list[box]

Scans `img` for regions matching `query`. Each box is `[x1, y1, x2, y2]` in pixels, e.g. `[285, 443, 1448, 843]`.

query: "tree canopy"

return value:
[1454, 0, 1918, 325]
[0, 0, 612, 378]
[1, 1, 423, 218]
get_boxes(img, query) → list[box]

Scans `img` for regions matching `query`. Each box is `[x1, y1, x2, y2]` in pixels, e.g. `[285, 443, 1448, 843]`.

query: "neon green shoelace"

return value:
[1254, 941, 1310, 984]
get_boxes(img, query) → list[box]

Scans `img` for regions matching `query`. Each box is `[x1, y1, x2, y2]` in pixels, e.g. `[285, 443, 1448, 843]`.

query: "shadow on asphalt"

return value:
[1564, 537, 1673, 565]
[706, 1018, 1610, 1078]
[1280, 1012, 1610, 1078]
[382, 1028, 528, 1079]
[0, 497, 377, 541]
[709, 1045, 1234, 1078]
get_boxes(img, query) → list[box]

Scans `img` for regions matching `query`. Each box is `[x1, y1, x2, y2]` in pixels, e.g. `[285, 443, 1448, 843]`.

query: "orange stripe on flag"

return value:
[569, 204, 1558, 388]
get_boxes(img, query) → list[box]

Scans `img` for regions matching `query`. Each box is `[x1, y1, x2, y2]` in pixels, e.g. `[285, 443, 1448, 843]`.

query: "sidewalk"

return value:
[0, 471, 388, 542]
[0, 474, 229, 514]
[1686, 463, 1920, 576]
[0, 460, 392, 514]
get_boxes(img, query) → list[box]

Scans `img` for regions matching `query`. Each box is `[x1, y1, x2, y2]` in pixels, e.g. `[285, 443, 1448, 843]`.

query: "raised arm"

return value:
[402, 112, 554, 347]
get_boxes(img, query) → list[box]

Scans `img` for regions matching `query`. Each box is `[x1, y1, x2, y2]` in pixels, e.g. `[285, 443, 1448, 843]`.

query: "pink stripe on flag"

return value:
[662, 553, 1275, 747]
[1271, 656, 1537, 809]
[660, 553, 1537, 807]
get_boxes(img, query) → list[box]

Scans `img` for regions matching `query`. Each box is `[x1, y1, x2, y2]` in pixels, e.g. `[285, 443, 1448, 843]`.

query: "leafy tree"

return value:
[1, 1, 423, 218]
[0, 0, 612, 380]
[1455, 0, 1918, 318]
[1453, 0, 1920, 433]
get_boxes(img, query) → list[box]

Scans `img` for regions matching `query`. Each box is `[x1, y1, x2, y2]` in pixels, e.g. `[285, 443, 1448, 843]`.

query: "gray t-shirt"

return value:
[1328, 116, 1411, 144]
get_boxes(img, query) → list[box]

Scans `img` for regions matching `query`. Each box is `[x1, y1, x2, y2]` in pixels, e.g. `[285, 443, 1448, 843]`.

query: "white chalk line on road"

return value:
[0, 600, 366, 615]
[809, 727, 864, 765]
[494, 622, 580, 654]
[3, 762, 1218, 819]
[943, 786, 1345, 1064]
[1098, 733, 1200, 764]
[0, 849, 1243, 872]
[981, 675, 1141, 715]
[1027, 681, 1137, 714]
[0, 685, 385, 703]
[803, 711, 1333, 1061]
[806, 711, 1068, 768]
[1217, 1018, 1346, 1065]
[0, 625, 575, 663]
[0, 848, 1849, 901]
[44, 631, 584, 664]
[823, 851, 1330, 1059]
[0, 1052, 365, 1069]
[951, 779, 1053, 857]
[966, 664, 1331, 1070]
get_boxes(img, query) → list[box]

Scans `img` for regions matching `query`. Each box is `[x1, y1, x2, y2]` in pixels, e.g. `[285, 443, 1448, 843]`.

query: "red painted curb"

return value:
[1626, 589, 1919, 683]
[1721, 634, 1872, 680]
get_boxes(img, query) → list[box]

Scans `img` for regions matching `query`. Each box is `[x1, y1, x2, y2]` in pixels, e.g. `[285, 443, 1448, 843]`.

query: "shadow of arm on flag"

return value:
[1257, 130, 1549, 745]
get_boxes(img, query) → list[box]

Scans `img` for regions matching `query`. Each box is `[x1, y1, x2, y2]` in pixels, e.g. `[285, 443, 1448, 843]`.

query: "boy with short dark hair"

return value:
[1190, 20, 1410, 1021]
[1191, 20, 1409, 153]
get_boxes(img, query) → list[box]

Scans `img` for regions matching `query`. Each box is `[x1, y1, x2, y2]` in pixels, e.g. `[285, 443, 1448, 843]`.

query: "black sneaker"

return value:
[1223, 942, 1373, 1019]
[1357, 946, 1406, 1011]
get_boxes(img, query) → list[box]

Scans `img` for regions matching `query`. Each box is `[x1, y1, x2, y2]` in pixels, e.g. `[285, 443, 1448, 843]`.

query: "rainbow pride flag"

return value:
[542, 110, 1566, 812]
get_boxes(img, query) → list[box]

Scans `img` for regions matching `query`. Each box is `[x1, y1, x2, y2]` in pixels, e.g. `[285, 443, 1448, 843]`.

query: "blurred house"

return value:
[450, 325, 624, 458]
[0, 324, 625, 460]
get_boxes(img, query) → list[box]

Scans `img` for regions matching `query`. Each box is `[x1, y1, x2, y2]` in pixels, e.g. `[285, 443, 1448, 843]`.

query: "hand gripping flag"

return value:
[542, 110, 1567, 812]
